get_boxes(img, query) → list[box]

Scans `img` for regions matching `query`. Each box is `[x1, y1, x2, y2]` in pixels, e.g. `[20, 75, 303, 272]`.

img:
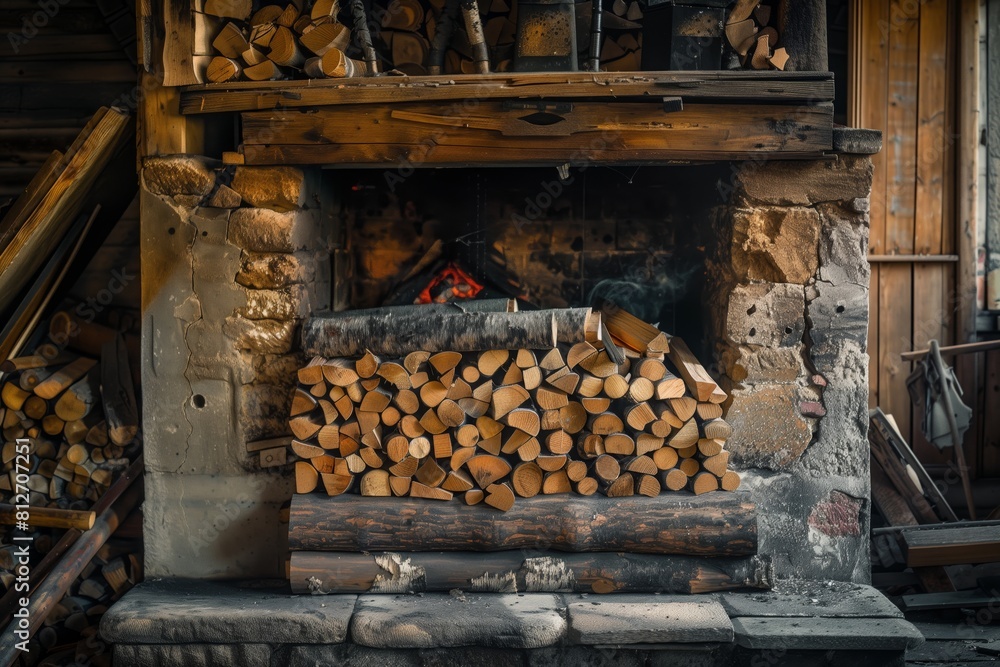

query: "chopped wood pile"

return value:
[200, 0, 791, 81]
[286, 301, 739, 511]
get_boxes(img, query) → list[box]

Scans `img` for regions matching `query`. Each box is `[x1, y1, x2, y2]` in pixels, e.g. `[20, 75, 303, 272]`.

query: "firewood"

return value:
[477, 349, 509, 376]
[385, 434, 409, 462]
[501, 429, 532, 455]
[539, 430, 570, 456]
[548, 371, 580, 394]
[662, 468, 688, 491]
[666, 337, 725, 403]
[322, 472, 354, 495]
[359, 446, 384, 468]
[577, 432, 604, 459]
[559, 402, 587, 434]
[409, 371, 431, 389]
[511, 349, 535, 369]
[346, 382, 365, 403]
[449, 423, 478, 448]
[632, 358, 666, 382]
[419, 408, 447, 434]
[42, 415, 64, 436]
[411, 480, 453, 501]
[696, 402, 724, 421]
[381, 406, 401, 427]
[312, 456, 341, 475]
[691, 472, 719, 495]
[655, 372, 687, 400]
[574, 477, 599, 495]
[636, 433, 664, 456]
[701, 452, 730, 478]
[445, 378, 472, 401]
[667, 420, 699, 448]
[696, 438, 724, 457]
[440, 470, 475, 494]
[345, 453, 367, 474]
[637, 474, 661, 497]
[204, 0, 252, 19]
[466, 454, 511, 488]
[511, 462, 543, 497]
[391, 31, 430, 69]
[542, 470, 571, 494]
[22, 395, 46, 420]
[250, 22, 278, 49]
[407, 435, 431, 459]
[429, 351, 463, 375]
[653, 446, 679, 470]
[206, 57, 242, 82]
[290, 415, 322, 441]
[591, 454, 621, 484]
[499, 408, 538, 436]
[0, 354, 70, 373]
[537, 348, 564, 372]
[579, 350, 618, 378]
[489, 384, 529, 419]
[291, 388, 318, 416]
[725, 18, 758, 55]
[701, 418, 733, 440]
[296, 461, 319, 493]
[535, 386, 569, 411]
[377, 362, 411, 389]
[720, 470, 741, 491]
[461, 365, 481, 383]
[598, 303, 669, 354]
[768, 47, 789, 71]
[602, 374, 629, 399]
[389, 456, 419, 477]
[581, 397, 612, 415]
[677, 443, 698, 459]
[251, 5, 284, 25]
[669, 396, 697, 422]
[501, 364, 523, 385]
[275, 3, 300, 27]
[750, 33, 771, 69]
[678, 458, 700, 477]
[290, 439, 324, 459]
[415, 458, 447, 487]
[567, 342, 598, 369]
[728, 0, 758, 24]
[404, 351, 431, 374]
[310, 381, 329, 398]
[604, 432, 635, 456]
[213, 22, 252, 59]
[624, 402, 656, 431]
[419, 380, 448, 407]
[605, 472, 635, 497]
[34, 358, 97, 400]
[588, 412, 624, 436]
[450, 444, 478, 470]
[323, 360, 359, 387]
[312, 0, 340, 21]
[516, 437, 541, 461]
[242, 46, 268, 65]
[577, 375, 604, 398]
[55, 376, 97, 422]
[656, 406, 683, 429]
[334, 394, 355, 420]
[357, 469, 390, 496]
[530, 454, 565, 473]
[393, 389, 420, 414]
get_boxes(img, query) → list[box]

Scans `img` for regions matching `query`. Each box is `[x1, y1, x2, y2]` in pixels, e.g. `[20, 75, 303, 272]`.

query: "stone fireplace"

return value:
[137, 137, 876, 584]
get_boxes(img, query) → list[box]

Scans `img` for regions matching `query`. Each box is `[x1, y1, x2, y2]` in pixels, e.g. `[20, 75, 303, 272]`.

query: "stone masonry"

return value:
[140, 157, 331, 578]
[708, 154, 875, 582]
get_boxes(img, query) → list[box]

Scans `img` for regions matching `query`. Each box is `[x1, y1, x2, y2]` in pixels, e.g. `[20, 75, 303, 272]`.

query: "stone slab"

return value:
[720, 582, 903, 619]
[350, 593, 567, 649]
[112, 643, 272, 667]
[833, 127, 883, 155]
[100, 579, 356, 644]
[567, 595, 733, 645]
[731, 616, 924, 651]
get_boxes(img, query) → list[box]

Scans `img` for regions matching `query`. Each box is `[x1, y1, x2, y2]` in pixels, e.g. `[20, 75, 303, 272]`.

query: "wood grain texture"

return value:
[289, 493, 756, 555]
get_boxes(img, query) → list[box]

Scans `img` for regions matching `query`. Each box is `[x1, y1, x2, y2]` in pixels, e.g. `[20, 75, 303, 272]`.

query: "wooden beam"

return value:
[902, 525, 1000, 566]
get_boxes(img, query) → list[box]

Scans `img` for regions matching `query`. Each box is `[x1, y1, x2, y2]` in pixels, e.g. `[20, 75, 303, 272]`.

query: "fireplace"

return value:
[136, 130, 876, 583]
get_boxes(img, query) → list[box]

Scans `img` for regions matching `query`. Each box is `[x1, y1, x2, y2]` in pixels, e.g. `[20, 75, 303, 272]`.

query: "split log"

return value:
[666, 336, 726, 404]
[206, 56, 242, 83]
[289, 494, 757, 555]
[290, 551, 774, 594]
[0, 504, 95, 530]
[303, 310, 558, 357]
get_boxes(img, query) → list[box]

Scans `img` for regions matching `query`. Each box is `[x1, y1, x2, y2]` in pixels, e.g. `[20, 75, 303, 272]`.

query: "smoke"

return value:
[586, 262, 701, 324]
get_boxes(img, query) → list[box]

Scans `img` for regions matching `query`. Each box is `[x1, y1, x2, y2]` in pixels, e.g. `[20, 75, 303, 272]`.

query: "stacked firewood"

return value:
[0, 311, 142, 665]
[287, 302, 739, 512]
[724, 0, 789, 70]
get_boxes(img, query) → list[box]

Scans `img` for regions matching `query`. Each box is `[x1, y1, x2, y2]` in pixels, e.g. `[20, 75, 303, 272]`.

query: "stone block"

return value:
[238, 286, 306, 321]
[100, 579, 357, 644]
[208, 183, 243, 208]
[224, 316, 297, 355]
[730, 617, 923, 651]
[726, 384, 813, 470]
[112, 643, 271, 667]
[726, 283, 806, 349]
[143, 156, 216, 197]
[806, 280, 869, 368]
[229, 208, 301, 253]
[236, 252, 313, 289]
[231, 166, 307, 212]
[817, 203, 871, 287]
[720, 346, 806, 384]
[290, 645, 526, 667]
[567, 595, 733, 645]
[720, 582, 901, 619]
[350, 593, 567, 649]
[735, 156, 874, 207]
[731, 207, 821, 284]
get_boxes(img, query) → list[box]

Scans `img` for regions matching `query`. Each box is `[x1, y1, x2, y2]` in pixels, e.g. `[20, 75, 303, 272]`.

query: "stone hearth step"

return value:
[101, 579, 924, 667]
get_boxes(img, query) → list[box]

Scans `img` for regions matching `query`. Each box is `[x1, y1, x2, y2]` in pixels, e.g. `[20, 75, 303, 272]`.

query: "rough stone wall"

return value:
[140, 157, 331, 578]
[709, 155, 874, 582]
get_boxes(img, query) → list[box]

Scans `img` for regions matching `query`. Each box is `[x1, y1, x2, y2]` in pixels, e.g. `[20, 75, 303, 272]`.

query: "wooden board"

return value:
[902, 525, 1000, 566]
[290, 551, 773, 594]
[180, 71, 834, 114]
[288, 494, 757, 555]
[239, 102, 833, 166]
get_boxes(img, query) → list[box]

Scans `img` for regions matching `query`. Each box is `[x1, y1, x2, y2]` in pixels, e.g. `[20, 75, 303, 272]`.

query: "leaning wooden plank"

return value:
[0, 207, 99, 365]
[302, 310, 558, 357]
[290, 551, 773, 594]
[0, 150, 66, 254]
[666, 336, 726, 404]
[902, 526, 1000, 567]
[0, 107, 131, 315]
[288, 494, 756, 555]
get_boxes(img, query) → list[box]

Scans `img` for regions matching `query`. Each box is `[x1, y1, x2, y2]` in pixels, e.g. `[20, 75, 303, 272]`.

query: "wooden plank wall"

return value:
[0, 0, 136, 198]
[856, 0, 959, 467]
